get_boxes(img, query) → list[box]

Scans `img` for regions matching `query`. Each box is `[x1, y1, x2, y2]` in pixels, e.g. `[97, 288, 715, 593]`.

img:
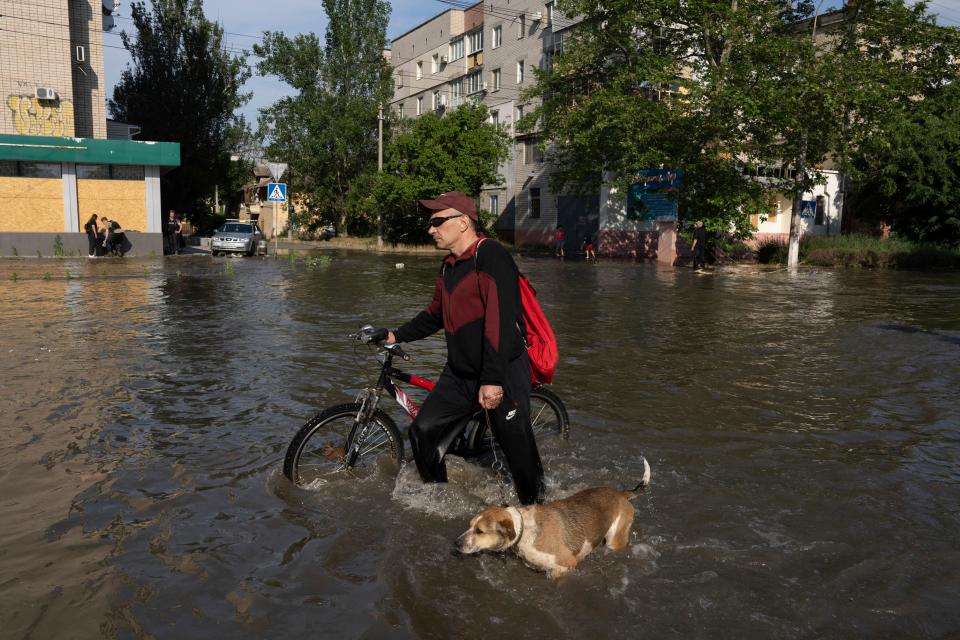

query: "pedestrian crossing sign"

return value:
[267, 182, 287, 203]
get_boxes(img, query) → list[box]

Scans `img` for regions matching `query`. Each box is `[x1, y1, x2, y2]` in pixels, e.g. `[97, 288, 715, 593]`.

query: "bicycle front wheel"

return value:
[283, 403, 404, 487]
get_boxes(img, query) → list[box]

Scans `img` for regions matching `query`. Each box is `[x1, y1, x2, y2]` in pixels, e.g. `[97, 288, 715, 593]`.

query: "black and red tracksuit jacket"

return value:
[394, 238, 525, 386]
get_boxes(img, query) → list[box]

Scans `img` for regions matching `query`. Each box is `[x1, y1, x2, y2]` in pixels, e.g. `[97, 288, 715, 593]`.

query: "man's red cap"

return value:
[418, 191, 478, 222]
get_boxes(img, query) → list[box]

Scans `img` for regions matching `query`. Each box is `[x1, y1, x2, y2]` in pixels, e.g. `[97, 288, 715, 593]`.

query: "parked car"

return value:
[211, 221, 264, 256]
[319, 223, 337, 241]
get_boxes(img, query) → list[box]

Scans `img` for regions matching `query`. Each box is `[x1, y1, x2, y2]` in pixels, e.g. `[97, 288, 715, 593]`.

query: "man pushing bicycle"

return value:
[384, 192, 546, 505]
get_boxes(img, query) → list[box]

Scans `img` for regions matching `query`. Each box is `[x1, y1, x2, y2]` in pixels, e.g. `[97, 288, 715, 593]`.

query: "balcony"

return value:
[467, 51, 483, 70]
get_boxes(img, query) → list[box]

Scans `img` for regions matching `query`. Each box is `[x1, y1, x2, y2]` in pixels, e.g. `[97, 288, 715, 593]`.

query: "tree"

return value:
[254, 0, 393, 236]
[843, 14, 960, 246]
[528, 0, 960, 262]
[109, 0, 250, 230]
[374, 103, 510, 243]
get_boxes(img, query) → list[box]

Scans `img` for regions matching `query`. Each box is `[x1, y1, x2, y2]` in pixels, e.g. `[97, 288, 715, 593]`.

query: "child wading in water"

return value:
[581, 235, 596, 261]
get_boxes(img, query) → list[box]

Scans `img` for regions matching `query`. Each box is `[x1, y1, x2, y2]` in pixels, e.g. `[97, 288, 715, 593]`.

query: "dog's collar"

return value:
[504, 506, 524, 551]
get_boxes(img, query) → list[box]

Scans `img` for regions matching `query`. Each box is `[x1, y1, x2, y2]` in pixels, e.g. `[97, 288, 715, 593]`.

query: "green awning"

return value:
[0, 134, 180, 167]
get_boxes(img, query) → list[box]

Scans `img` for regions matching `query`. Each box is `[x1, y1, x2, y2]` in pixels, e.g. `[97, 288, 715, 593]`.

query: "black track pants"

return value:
[408, 353, 546, 505]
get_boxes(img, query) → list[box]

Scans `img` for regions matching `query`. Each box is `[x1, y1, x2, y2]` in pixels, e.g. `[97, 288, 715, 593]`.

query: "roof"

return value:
[0, 134, 180, 166]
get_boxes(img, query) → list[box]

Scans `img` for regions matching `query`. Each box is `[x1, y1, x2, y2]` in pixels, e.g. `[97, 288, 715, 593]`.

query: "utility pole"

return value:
[377, 104, 384, 250]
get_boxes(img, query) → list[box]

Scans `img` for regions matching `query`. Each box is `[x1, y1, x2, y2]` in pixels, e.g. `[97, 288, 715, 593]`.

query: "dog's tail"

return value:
[627, 456, 652, 499]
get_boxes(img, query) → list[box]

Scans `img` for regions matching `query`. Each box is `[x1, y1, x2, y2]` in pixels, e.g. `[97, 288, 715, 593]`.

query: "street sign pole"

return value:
[266, 181, 287, 258]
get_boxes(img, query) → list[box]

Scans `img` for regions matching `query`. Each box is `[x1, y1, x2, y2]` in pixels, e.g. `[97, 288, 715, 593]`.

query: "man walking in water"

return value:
[691, 219, 707, 270]
[385, 192, 546, 505]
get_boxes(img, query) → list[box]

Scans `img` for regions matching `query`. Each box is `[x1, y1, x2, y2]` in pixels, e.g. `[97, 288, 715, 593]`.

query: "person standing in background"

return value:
[165, 210, 182, 255]
[84, 214, 100, 258]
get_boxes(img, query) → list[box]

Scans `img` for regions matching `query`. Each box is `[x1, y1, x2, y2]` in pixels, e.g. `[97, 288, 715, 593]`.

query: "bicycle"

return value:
[282, 325, 570, 488]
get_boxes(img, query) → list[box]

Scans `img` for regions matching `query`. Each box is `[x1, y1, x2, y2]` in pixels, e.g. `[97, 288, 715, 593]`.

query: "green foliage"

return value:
[10, 272, 17, 282]
[53, 235, 64, 257]
[254, 0, 393, 237]
[530, 0, 959, 242]
[848, 80, 960, 246]
[11, 247, 17, 257]
[42, 272, 51, 280]
[304, 255, 333, 269]
[110, 0, 251, 230]
[374, 103, 510, 243]
[756, 234, 960, 268]
[223, 260, 235, 276]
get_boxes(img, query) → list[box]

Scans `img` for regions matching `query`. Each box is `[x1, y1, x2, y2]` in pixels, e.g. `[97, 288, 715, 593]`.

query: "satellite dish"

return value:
[102, 0, 119, 14]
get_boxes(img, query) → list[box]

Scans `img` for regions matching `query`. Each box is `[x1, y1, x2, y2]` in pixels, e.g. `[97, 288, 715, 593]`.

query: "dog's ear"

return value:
[496, 516, 516, 547]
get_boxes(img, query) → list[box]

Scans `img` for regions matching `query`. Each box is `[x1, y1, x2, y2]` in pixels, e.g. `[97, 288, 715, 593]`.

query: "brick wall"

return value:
[1, 0, 106, 139]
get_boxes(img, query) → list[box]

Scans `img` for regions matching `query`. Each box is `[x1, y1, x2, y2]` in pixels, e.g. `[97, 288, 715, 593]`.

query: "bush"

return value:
[756, 233, 960, 268]
[756, 239, 788, 264]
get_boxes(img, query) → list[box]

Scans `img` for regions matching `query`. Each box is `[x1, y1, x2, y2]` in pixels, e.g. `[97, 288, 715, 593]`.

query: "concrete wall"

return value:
[751, 170, 843, 245]
[0, 231, 163, 257]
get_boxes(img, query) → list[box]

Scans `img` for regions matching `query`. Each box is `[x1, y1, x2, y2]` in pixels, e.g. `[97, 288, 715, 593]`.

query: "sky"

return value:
[102, 0, 444, 127]
[102, 0, 960, 128]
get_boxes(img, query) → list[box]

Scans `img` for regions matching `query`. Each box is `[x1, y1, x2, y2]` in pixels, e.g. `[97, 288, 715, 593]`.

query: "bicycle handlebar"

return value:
[354, 325, 409, 360]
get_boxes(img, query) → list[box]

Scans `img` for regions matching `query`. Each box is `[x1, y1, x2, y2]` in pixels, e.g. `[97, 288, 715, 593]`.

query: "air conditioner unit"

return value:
[35, 87, 58, 101]
[75, 45, 86, 63]
[531, 11, 543, 21]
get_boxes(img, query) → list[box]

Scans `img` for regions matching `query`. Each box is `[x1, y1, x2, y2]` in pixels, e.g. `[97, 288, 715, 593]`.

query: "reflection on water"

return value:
[1, 256, 959, 639]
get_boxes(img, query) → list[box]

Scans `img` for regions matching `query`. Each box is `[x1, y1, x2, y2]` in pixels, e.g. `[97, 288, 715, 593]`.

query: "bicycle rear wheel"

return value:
[283, 403, 404, 487]
[467, 386, 570, 451]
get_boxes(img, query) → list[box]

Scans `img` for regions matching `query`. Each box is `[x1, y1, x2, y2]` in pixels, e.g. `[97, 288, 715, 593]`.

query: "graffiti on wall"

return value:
[6, 95, 75, 136]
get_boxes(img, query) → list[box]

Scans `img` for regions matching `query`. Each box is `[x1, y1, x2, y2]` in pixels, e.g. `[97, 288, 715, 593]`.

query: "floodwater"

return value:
[1, 252, 959, 639]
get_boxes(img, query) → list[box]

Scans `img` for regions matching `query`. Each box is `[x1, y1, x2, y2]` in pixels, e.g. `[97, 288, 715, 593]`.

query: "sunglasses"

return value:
[428, 214, 463, 228]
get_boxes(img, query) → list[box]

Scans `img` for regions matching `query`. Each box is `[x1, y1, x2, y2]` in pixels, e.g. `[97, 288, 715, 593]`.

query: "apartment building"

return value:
[0, 0, 179, 257]
[390, 1, 598, 248]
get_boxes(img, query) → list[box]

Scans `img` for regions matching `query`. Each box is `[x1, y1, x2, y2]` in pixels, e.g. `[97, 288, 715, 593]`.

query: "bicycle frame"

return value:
[381, 355, 435, 420]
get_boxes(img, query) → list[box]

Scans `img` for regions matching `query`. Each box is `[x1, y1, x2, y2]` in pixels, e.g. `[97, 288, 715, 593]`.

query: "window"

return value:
[77, 164, 143, 180]
[529, 187, 541, 218]
[815, 195, 826, 225]
[416, 61, 422, 80]
[518, 14, 526, 38]
[417, 96, 423, 115]
[19, 162, 61, 178]
[398, 103, 404, 117]
[77, 164, 110, 179]
[433, 90, 441, 110]
[451, 79, 463, 105]
[553, 30, 565, 55]
[112, 165, 144, 180]
[490, 109, 499, 126]
[516, 104, 525, 123]
[450, 37, 464, 61]
[517, 60, 525, 83]
[467, 30, 483, 54]
[465, 70, 483, 94]
[492, 68, 501, 91]
[432, 54, 439, 73]
[525, 139, 543, 165]
[542, 52, 552, 71]
[490, 194, 499, 214]
[492, 25, 502, 48]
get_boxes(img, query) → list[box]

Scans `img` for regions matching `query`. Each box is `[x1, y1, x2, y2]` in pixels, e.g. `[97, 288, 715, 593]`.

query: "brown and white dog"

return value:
[457, 458, 651, 577]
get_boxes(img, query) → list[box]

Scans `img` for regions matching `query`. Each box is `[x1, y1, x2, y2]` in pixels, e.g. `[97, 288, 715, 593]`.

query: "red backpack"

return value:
[476, 239, 559, 384]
